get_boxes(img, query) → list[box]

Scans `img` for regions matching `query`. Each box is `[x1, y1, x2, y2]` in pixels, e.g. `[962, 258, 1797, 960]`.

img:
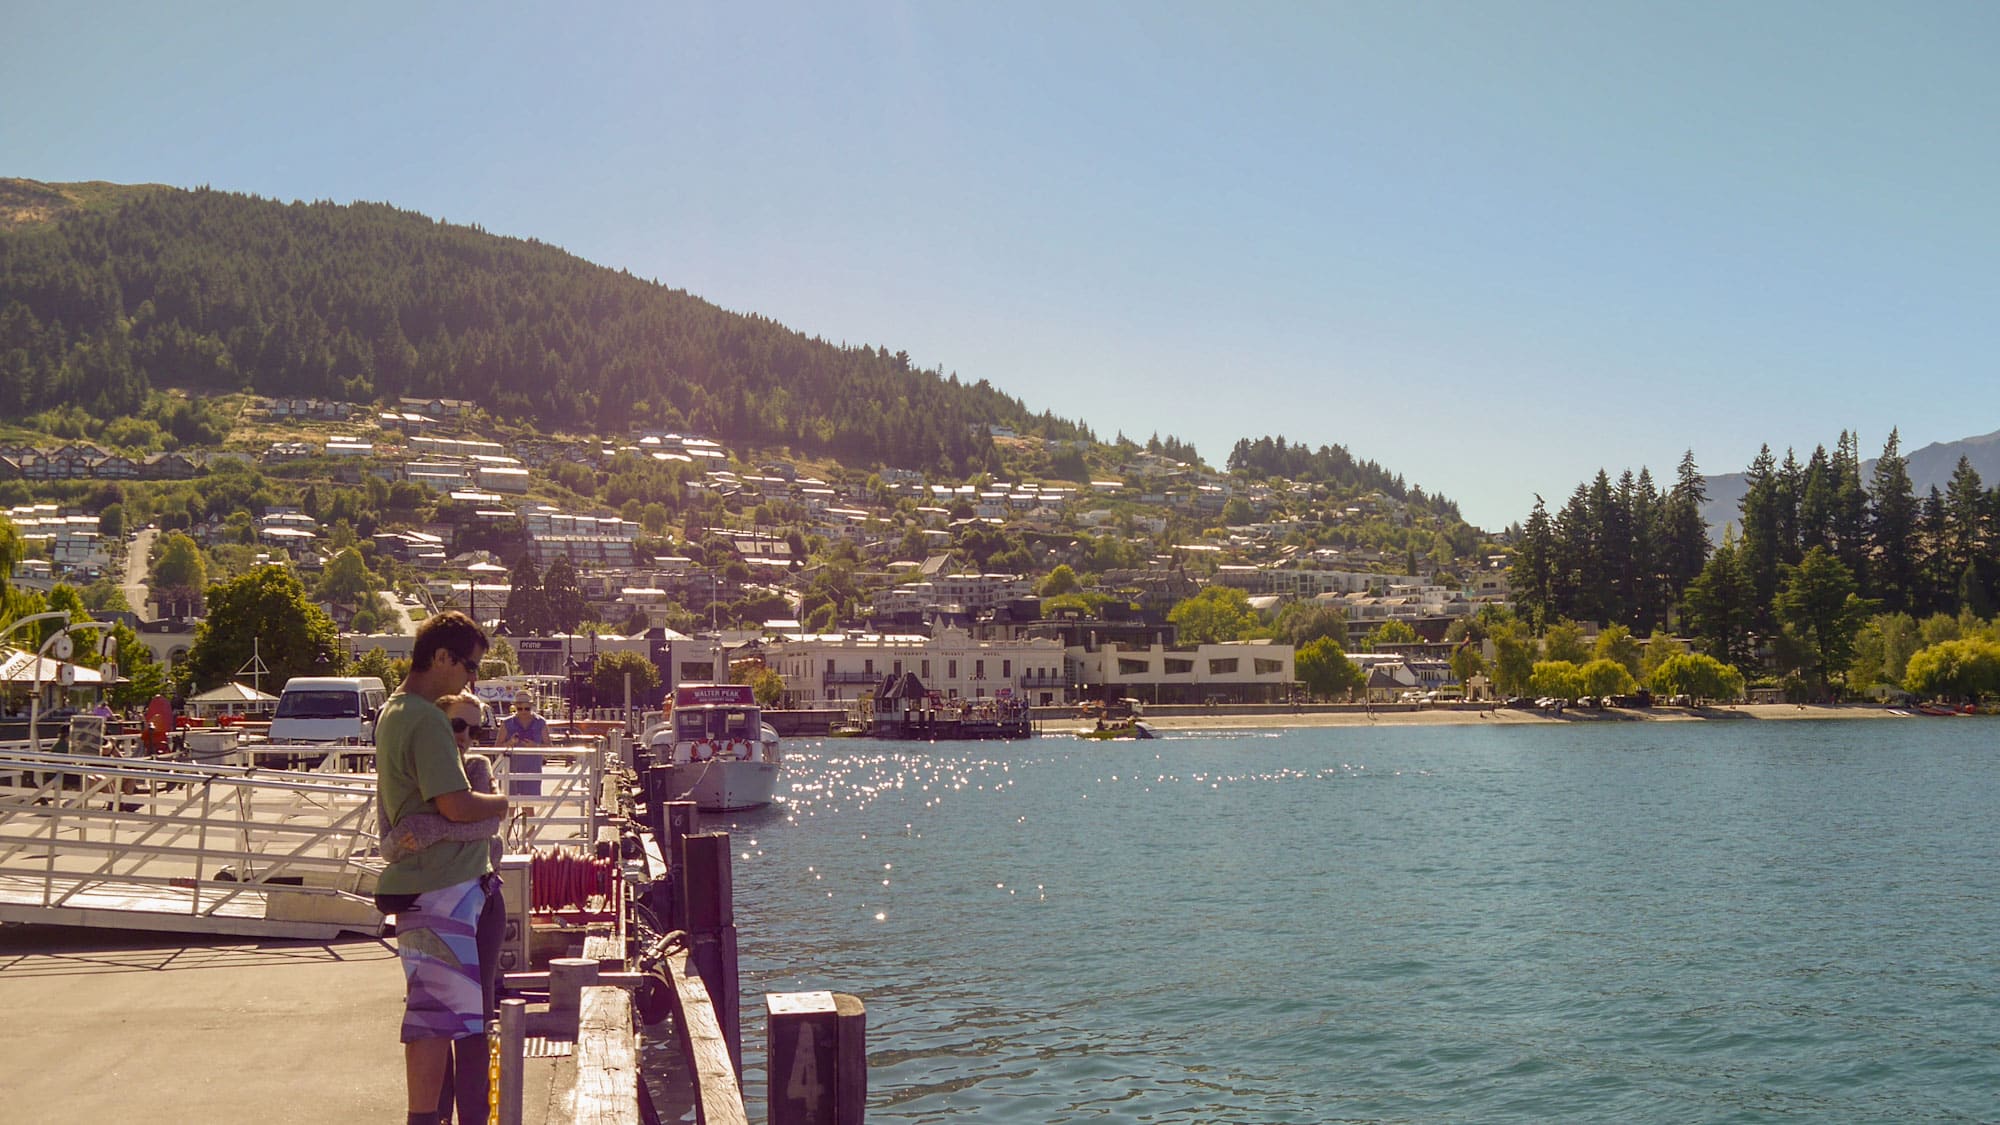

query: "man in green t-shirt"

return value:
[374, 611, 507, 1125]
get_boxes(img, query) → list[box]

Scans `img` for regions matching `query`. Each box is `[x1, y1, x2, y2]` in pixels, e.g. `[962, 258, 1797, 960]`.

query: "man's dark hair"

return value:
[412, 610, 488, 672]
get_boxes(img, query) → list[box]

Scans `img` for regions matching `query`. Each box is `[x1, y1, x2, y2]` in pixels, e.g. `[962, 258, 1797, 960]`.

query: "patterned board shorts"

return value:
[393, 877, 492, 1042]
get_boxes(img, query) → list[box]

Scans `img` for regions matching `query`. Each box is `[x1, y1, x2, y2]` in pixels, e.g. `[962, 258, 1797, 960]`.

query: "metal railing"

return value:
[0, 746, 385, 939]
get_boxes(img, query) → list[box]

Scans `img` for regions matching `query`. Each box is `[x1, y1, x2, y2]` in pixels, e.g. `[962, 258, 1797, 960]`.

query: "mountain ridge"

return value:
[1698, 428, 2000, 538]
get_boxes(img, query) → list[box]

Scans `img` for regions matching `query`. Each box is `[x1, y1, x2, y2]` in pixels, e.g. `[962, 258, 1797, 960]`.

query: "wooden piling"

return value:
[765, 990, 867, 1125]
[663, 799, 698, 931]
[680, 829, 740, 1071]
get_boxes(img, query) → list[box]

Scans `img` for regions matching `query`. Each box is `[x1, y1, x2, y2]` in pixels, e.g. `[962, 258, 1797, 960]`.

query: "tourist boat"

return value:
[1073, 698, 1153, 739]
[641, 684, 782, 811]
[1075, 718, 1157, 740]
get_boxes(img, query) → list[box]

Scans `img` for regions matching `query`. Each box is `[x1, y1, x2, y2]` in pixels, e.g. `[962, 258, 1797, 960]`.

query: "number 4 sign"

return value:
[765, 990, 867, 1124]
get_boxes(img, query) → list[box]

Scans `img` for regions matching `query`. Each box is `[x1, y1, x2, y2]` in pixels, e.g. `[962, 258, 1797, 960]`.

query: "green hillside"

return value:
[0, 178, 1088, 475]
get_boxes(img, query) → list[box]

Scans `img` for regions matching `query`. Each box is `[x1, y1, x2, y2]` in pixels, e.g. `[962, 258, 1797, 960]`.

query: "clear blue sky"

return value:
[8, 1, 2000, 529]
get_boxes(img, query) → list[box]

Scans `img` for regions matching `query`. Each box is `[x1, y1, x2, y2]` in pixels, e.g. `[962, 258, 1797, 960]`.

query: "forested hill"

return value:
[1225, 435, 1459, 519]
[0, 178, 1091, 474]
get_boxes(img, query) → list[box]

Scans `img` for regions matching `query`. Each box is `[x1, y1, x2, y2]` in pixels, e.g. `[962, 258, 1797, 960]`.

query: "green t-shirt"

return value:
[375, 691, 491, 895]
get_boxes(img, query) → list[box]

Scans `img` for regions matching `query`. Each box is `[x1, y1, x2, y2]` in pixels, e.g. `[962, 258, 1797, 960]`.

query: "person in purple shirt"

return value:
[498, 693, 548, 808]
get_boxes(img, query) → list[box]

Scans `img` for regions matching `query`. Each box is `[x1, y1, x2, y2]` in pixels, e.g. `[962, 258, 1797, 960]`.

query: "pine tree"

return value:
[1868, 429, 1918, 614]
[1662, 450, 1711, 615]
[1830, 431, 1870, 585]
[1737, 445, 1783, 633]
[503, 554, 546, 635]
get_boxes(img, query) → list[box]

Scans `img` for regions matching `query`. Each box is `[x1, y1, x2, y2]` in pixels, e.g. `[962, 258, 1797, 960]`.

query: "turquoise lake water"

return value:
[703, 720, 2000, 1122]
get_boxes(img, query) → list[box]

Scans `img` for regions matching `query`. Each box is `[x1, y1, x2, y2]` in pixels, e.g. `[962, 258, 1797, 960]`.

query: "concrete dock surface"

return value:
[1, 924, 410, 1123]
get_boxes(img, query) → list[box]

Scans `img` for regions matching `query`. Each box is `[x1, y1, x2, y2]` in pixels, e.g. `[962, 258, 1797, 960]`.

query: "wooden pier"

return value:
[0, 731, 867, 1123]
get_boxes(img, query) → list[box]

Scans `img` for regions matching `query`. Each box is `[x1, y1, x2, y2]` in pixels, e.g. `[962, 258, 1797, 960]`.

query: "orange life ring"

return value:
[690, 740, 714, 762]
[734, 741, 754, 761]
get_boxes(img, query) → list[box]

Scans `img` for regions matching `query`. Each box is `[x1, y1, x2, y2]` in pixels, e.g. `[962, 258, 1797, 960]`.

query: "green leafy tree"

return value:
[352, 646, 410, 686]
[149, 531, 207, 614]
[315, 546, 379, 607]
[1295, 636, 1364, 700]
[1591, 624, 1644, 678]
[484, 636, 519, 676]
[1038, 565, 1080, 597]
[180, 566, 345, 693]
[348, 593, 396, 634]
[99, 503, 125, 539]
[1774, 546, 1874, 693]
[592, 650, 663, 705]
[1540, 619, 1589, 664]
[1528, 660, 1585, 701]
[1449, 643, 1486, 688]
[1490, 621, 1537, 697]
[1637, 629, 1686, 685]
[41, 584, 97, 662]
[104, 618, 170, 709]
[1362, 619, 1419, 652]
[727, 658, 785, 707]
[1648, 652, 1746, 703]
[1273, 601, 1349, 648]
[1847, 612, 1920, 693]
[1903, 638, 2000, 702]
[79, 577, 134, 617]
[1167, 586, 1260, 646]
[1579, 658, 1638, 698]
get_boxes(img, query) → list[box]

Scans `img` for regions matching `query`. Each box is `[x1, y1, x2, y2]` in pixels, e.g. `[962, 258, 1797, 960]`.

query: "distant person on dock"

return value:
[373, 612, 507, 1125]
[499, 692, 549, 808]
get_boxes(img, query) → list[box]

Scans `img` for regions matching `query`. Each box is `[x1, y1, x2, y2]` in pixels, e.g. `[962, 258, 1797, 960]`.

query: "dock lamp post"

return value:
[3, 611, 73, 728]
[29, 618, 115, 751]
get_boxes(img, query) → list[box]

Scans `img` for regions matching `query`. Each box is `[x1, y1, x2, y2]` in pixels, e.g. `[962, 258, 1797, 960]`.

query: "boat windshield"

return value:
[675, 707, 757, 741]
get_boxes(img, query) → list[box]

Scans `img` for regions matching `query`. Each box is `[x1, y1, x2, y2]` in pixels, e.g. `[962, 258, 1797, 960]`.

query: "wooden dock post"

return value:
[766, 991, 867, 1125]
[663, 799, 698, 931]
[643, 765, 671, 844]
[680, 829, 740, 1072]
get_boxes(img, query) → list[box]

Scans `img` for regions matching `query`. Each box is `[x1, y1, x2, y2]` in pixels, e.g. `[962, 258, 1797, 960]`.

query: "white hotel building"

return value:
[764, 628, 1070, 708]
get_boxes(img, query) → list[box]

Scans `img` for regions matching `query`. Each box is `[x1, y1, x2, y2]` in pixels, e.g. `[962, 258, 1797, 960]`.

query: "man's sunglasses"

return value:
[450, 718, 487, 734]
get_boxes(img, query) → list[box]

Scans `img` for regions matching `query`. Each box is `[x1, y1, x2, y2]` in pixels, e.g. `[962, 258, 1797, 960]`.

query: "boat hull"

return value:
[667, 759, 780, 812]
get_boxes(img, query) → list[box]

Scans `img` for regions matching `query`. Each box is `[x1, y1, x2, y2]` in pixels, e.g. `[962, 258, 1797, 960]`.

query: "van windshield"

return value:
[276, 691, 360, 720]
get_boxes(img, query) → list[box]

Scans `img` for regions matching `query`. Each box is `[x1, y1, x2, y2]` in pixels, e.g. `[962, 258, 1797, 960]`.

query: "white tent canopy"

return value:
[186, 681, 279, 717]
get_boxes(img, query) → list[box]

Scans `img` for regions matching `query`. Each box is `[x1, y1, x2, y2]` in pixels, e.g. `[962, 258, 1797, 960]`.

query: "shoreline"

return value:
[1126, 702, 1922, 732]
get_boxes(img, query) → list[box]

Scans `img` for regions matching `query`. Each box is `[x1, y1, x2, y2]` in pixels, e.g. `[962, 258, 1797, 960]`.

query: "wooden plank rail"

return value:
[567, 984, 642, 1124]
[666, 948, 750, 1125]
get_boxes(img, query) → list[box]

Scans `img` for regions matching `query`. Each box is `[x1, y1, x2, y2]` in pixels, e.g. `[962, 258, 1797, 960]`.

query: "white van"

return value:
[269, 677, 389, 743]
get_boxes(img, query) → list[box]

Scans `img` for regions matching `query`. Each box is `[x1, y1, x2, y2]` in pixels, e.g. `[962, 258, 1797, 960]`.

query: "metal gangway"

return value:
[0, 745, 387, 939]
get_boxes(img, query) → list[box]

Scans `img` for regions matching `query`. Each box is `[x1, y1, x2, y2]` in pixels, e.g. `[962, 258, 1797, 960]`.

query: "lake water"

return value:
[703, 720, 2000, 1122]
